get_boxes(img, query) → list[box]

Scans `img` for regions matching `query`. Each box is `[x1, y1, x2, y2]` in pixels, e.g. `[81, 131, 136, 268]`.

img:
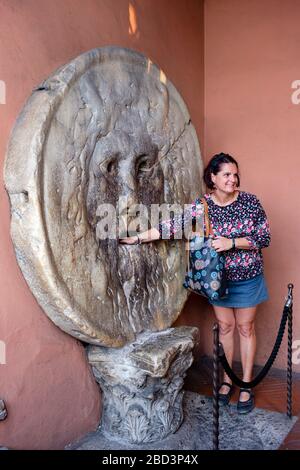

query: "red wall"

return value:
[0, 0, 205, 449]
[179, 0, 300, 373]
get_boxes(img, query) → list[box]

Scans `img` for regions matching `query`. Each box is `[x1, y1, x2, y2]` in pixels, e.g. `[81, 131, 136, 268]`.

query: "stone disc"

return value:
[4, 46, 203, 346]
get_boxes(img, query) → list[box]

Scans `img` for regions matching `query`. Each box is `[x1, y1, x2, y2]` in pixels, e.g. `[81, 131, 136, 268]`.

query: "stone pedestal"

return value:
[87, 326, 199, 445]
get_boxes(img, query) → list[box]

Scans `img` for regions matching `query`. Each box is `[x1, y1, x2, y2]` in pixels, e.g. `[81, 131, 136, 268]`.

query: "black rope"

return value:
[218, 287, 293, 389]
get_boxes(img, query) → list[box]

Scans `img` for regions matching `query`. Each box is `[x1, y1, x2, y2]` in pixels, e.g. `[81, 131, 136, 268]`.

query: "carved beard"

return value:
[86, 157, 166, 329]
[96, 238, 165, 331]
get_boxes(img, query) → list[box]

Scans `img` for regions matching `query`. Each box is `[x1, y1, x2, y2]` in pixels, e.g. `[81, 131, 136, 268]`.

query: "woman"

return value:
[120, 152, 271, 414]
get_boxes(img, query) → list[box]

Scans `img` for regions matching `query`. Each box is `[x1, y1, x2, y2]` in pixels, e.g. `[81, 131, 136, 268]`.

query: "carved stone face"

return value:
[4, 47, 203, 346]
[85, 128, 166, 337]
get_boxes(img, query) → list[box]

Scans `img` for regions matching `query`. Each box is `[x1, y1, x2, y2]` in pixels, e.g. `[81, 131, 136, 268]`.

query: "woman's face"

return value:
[211, 163, 239, 194]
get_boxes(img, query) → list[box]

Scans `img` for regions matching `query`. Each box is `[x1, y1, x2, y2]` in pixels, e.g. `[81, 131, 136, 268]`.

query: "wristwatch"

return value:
[232, 238, 236, 249]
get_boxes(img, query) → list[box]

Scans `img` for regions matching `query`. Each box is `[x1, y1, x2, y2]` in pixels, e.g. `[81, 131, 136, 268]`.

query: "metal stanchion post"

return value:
[212, 323, 220, 450]
[287, 283, 294, 419]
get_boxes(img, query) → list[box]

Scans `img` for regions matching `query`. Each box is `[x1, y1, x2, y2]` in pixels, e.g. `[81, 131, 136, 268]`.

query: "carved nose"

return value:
[118, 161, 138, 202]
[119, 177, 138, 206]
[117, 173, 139, 234]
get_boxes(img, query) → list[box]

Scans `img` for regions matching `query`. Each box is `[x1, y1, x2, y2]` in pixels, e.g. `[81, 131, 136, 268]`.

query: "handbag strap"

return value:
[186, 196, 213, 275]
[200, 197, 214, 237]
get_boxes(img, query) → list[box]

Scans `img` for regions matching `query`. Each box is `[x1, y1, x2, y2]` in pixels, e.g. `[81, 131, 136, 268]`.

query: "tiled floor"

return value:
[184, 356, 300, 450]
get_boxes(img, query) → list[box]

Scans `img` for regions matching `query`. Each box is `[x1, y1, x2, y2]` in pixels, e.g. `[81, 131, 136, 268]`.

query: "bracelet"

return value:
[232, 238, 236, 249]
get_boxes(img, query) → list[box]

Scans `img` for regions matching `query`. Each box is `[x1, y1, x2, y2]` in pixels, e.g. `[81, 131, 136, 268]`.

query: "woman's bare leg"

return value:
[212, 306, 236, 393]
[235, 306, 257, 401]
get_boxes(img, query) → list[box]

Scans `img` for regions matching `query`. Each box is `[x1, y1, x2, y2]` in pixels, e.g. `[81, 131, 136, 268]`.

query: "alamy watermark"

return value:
[292, 339, 300, 365]
[96, 197, 204, 242]
[0, 340, 6, 365]
[0, 80, 6, 104]
[291, 80, 300, 104]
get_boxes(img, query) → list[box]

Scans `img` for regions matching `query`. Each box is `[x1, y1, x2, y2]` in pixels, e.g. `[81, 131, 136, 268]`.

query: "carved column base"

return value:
[87, 326, 199, 445]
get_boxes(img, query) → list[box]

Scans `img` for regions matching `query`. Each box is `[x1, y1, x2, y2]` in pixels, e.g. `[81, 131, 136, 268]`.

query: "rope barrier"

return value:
[212, 283, 294, 450]
[218, 284, 293, 389]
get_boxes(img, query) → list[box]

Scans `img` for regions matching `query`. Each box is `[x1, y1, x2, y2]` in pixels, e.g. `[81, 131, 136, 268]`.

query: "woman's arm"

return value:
[212, 195, 271, 252]
[212, 236, 252, 252]
[158, 200, 204, 240]
[119, 199, 204, 244]
[119, 228, 160, 245]
[244, 196, 271, 250]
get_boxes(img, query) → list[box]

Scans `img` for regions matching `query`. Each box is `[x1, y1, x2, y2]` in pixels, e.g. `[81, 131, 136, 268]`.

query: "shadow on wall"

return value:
[174, 293, 212, 360]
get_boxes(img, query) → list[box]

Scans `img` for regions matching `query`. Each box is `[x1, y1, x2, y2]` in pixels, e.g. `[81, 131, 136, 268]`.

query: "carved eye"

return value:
[101, 157, 117, 176]
[137, 155, 152, 176]
[107, 160, 115, 173]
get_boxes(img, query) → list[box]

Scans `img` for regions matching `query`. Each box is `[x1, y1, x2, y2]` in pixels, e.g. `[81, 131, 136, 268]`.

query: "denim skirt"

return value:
[209, 273, 269, 308]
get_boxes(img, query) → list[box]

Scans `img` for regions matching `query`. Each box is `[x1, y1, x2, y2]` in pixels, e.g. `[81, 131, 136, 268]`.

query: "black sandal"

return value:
[237, 388, 255, 414]
[218, 381, 235, 406]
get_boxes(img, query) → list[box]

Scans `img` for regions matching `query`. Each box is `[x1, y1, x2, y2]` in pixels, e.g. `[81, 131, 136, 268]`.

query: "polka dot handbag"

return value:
[183, 198, 228, 301]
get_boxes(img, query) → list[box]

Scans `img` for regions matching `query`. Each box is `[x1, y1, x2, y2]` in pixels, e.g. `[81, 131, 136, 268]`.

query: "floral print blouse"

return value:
[158, 191, 271, 282]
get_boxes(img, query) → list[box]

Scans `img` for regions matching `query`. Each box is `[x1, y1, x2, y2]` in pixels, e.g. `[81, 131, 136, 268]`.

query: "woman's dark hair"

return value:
[203, 152, 240, 190]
